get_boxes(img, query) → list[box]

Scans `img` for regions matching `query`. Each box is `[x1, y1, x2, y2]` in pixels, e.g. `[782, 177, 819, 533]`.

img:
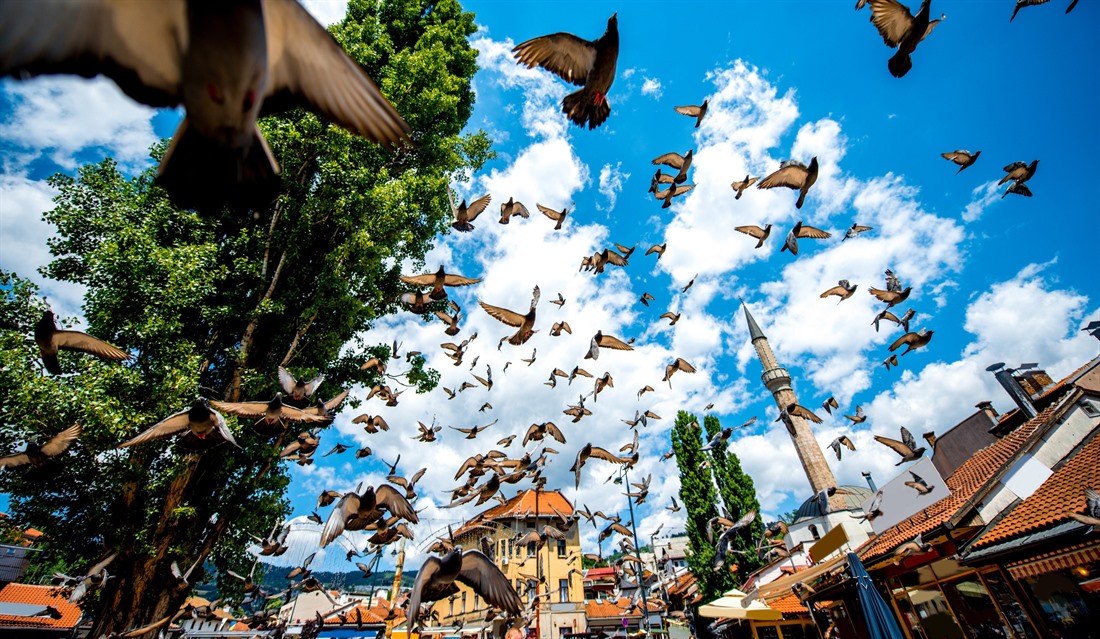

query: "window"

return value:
[527, 579, 538, 604]
[557, 539, 567, 558]
[449, 597, 454, 617]
[527, 542, 536, 558]
[808, 524, 820, 540]
[461, 592, 466, 614]
[509, 539, 515, 556]
[559, 578, 569, 602]
[500, 539, 506, 558]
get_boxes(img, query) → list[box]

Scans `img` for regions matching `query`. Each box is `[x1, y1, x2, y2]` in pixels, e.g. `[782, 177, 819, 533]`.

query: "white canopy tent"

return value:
[697, 589, 783, 621]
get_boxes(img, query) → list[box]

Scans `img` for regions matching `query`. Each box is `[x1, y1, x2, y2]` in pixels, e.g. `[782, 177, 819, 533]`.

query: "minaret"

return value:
[742, 301, 839, 499]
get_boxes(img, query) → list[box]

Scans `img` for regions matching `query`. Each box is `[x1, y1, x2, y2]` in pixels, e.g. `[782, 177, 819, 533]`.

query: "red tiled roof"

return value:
[455, 490, 573, 538]
[585, 597, 641, 619]
[0, 583, 82, 629]
[858, 399, 1063, 565]
[972, 431, 1100, 548]
[325, 602, 402, 624]
[584, 567, 616, 579]
[665, 572, 697, 598]
[768, 593, 808, 615]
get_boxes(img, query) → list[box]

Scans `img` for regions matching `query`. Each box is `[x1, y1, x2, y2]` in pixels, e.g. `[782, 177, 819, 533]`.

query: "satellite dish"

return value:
[985, 362, 1005, 372]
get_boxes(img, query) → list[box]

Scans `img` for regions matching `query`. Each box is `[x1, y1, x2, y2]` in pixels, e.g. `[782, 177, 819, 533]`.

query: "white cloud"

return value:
[962, 180, 1002, 223]
[300, 0, 349, 26]
[0, 77, 158, 173]
[597, 162, 629, 211]
[641, 78, 663, 99]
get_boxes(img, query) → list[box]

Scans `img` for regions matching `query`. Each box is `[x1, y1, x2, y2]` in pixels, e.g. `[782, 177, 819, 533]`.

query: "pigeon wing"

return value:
[512, 33, 597, 87]
[758, 163, 807, 190]
[407, 555, 442, 629]
[596, 334, 634, 351]
[536, 203, 565, 222]
[442, 274, 482, 287]
[789, 404, 823, 423]
[673, 105, 702, 117]
[867, 0, 916, 47]
[586, 446, 629, 464]
[651, 152, 685, 169]
[463, 195, 493, 222]
[263, 0, 411, 148]
[479, 301, 526, 328]
[277, 367, 297, 394]
[377, 484, 419, 523]
[889, 332, 918, 352]
[900, 426, 918, 450]
[53, 330, 130, 362]
[457, 550, 524, 614]
[795, 224, 831, 240]
[0, 0, 183, 107]
[320, 493, 358, 549]
[40, 423, 82, 457]
[119, 410, 192, 448]
[874, 435, 912, 457]
[734, 225, 767, 239]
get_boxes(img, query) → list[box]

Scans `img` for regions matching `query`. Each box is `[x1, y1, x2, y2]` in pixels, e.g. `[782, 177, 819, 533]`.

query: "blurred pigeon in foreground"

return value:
[0, 0, 411, 210]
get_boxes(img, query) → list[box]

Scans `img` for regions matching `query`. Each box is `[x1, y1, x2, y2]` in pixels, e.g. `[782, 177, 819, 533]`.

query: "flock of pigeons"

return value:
[0, 0, 1086, 635]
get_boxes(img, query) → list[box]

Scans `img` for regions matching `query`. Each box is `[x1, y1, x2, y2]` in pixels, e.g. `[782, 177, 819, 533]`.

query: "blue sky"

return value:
[1, 1, 1098, 574]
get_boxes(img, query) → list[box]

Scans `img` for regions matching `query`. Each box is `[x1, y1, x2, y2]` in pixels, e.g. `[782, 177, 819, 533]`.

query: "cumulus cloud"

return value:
[641, 77, 663, 99]
[598, 162, 629, 211]
[0, 77, 157, 173]
[962, 180, 1003, 223]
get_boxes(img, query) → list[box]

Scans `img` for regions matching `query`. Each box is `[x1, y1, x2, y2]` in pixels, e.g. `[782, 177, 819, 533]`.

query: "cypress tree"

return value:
[702, 414, 764, 583]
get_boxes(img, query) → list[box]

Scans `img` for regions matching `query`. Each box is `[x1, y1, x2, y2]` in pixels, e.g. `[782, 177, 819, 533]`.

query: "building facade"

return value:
[429, 489, 586, 639]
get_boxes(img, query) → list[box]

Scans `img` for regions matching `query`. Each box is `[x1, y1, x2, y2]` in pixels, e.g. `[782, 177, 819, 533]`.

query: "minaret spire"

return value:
[741, 300, 839, 498]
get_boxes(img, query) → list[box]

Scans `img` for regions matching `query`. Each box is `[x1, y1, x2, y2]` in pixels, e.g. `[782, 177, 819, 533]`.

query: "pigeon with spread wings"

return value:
[537, 203, 571, 231]
[585, 331, 634, 360]
[34, 310, 129, 375]
[712, 510, 757, 569]
[941, 150, 981, 173]
[782, 221, 831, 255]
[829, 436, 856, 460]
[674, 100, 708, 127]
[570, 443, 634, 488]
[874, 426, 926, 465]
[451, 194, 493, 232]
[0, 423, 82, 468]
[512, 14, 619, 130]
[499, 197, 530, 224]
[758, 157, 818, 209]
[735, 224, 771, 249]
[319, 483, 418, 549]
[119, 399, 239, 450]
[408, 548, 522, 631]
[480, 286, 540, 346]
[401, 266, 481, 301]
[866, 0, 944, 78]
[0, 0, 411, 210]
[663, 358, 696, 387]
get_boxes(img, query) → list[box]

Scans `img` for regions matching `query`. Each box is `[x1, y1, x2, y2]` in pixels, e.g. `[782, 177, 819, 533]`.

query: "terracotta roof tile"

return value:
[767, 593, 808, 615]
[454, 490, 573, 538]
[858, 400, 1063, 565]
[972, 431, 1100, 548]
[324, 602, 398, 624]
[0, 583, 82, 628]
[585, 597, 642, 619]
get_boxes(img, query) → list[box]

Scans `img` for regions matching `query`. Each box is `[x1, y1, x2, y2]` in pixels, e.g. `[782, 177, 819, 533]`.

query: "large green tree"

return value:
[702, 414, 764, 583]
[0, 0, 490, 634]
[670, 411, 733, 604]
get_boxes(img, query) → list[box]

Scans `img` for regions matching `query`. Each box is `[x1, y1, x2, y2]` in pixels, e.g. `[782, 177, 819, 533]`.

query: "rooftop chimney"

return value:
[975, 400, 999, 423]
[986, 363, 1037, 419]
[861, 471, 877, 492]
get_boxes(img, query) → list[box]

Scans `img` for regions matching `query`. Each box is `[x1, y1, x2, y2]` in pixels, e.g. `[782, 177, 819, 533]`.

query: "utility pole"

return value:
[622, 466, 651, 634]
[535, 484, 541, 639]
[385, 537, 407, 639]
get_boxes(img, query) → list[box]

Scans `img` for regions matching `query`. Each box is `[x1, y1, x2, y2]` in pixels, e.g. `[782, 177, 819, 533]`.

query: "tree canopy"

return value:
[0, 0, 490, 633]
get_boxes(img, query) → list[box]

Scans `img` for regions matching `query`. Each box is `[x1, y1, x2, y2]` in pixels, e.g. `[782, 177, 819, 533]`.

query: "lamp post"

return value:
[621, 465, 651, 634]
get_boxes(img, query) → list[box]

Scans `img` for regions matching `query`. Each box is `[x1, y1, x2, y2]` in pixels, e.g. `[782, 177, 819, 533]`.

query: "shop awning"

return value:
[755, 553, 847, 600]
[697, 589, 782, 621]
[1006, 542, 1100, 579]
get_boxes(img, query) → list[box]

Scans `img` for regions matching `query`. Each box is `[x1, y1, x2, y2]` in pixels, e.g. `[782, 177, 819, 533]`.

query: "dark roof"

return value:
[742, 301, 766, 342]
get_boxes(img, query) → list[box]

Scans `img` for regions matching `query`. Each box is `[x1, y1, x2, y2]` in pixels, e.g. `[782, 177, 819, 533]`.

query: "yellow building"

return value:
[430, 489, 587, 639]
